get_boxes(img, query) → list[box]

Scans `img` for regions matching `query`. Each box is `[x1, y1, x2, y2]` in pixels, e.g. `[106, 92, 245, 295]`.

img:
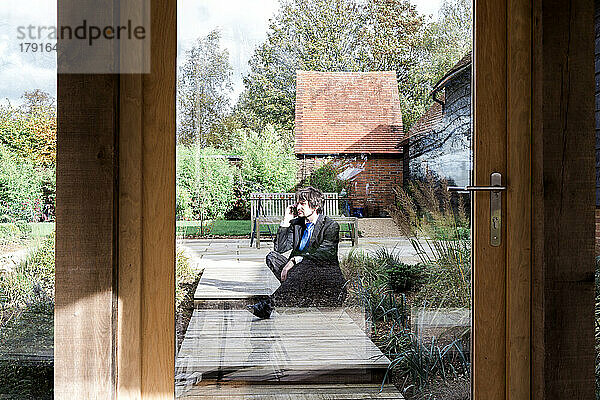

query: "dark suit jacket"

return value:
[273, 213, 340, 266]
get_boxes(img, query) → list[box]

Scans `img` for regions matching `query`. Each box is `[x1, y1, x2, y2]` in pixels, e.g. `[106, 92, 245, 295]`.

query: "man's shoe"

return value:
[247, 299, 273, 319]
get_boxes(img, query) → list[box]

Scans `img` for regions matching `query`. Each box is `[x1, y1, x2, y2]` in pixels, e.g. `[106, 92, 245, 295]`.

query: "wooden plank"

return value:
[473, 0, 507, 398]
[506, 0, 531, 398]
[140, 0, 176, 397]
[117, 73, 144, 398]
[56, 0, 119, 390]
[194, 260, 281, 300]
[531, 0, 596, 399]
[176, 309, 389, 384]
[176, 383, 404, 399]
[55, 72, 117, 398]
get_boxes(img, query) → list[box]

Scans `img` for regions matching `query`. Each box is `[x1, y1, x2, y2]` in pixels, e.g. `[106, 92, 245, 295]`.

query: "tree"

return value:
[424, 0, 472, 75]
[0, 90, 57, 167]
[403, 0, 472, 129]
[235, 0, 372, 140]
[363, 0, 426, 128]
[176, 146, 236, 220]
[177, 30, 233, 147]
[236, 0, 472, 136]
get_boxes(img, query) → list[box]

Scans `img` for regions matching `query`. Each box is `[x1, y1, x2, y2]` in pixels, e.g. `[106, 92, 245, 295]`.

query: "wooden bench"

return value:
[250, 192, 358, 248]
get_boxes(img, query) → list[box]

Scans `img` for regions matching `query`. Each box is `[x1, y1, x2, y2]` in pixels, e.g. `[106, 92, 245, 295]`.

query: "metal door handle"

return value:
[447, 172, 505, 247]
[447, 185, 506, 192]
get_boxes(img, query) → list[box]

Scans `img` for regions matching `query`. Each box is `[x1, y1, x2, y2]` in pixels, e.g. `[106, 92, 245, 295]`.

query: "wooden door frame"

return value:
[56, 0, 176, 398]
[472, 0, 532, 398]
[55, 0, 596, 398]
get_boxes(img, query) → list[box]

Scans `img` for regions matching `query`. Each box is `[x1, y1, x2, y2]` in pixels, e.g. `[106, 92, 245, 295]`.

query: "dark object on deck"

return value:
[247, 298, 274, 319]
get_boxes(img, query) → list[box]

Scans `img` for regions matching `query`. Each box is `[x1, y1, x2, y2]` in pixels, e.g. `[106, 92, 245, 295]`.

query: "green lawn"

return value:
[30, 222, 55, 239]
[0, 222, 54, 246]
[177, 220, 252, 237]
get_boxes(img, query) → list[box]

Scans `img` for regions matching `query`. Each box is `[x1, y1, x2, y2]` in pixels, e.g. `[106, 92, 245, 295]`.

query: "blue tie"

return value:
[299, 222, 313, 251]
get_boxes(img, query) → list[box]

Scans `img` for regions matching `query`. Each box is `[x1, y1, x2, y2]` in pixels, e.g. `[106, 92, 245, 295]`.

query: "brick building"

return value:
[295, 71, 405, 217]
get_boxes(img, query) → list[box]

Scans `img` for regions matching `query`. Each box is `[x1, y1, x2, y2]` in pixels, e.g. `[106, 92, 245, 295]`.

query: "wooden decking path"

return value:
[182, 239, 279, 306]
[176, 308, 389, 384]
[177, 384, 403, 399]
[177, 239, 404, 399]
[194, 260, 280, 301]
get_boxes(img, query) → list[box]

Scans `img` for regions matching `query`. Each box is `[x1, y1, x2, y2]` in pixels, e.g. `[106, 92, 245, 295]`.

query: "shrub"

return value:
[0, 223, 21, 245]
[224, 168, 251, 220]
[341, 249, 411, 328]
[341, 248, 383, 285]
[342, 247, 424, 295]
[239, 125, 297, 194]
[0, 144, 46, 222]
[177, 146, 236, 220]
[374, 248, 424, 293]
[176, 185, 194, 220]
[21, 233, 55, 300]
[299, 160, 348, 194]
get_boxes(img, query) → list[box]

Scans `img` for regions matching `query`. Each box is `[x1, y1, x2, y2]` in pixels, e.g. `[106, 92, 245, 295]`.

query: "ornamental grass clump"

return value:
[388, 173, 471, 309]
[341, 249, 409, 331]
[341, 244, 470, 398]
[383, 327, 470, 398]
[0, 232, 55, 314]
[175, 249, 197, 308]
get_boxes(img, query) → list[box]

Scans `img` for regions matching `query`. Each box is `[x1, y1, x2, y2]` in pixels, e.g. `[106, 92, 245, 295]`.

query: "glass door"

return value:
[173, 1, 476, 399]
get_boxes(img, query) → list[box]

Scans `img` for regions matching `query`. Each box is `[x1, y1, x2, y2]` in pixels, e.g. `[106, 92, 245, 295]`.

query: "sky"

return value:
[0, 0, 443, 106]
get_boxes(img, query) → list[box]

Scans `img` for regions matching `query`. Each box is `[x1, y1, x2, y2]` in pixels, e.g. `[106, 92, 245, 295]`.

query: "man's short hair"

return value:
[295, 186, 324, 212]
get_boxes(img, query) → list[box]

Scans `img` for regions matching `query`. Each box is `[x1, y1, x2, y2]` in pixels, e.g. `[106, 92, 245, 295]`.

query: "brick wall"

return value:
[297, 154, 403, 217]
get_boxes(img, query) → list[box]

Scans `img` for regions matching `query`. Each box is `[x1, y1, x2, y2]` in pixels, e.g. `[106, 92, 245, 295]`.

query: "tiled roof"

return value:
[295, 71, 404, 154]
[432, 51, 472, 93]
[398, 51, 471, 147]
[399, 94, 444, 146]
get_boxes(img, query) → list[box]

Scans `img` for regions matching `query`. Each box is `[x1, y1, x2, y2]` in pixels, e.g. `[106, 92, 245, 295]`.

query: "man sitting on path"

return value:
[247, 186, 347, 319]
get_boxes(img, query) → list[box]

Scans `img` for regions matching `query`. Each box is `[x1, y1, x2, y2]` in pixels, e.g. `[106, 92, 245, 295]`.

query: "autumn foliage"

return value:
[0, 90, 56, 222]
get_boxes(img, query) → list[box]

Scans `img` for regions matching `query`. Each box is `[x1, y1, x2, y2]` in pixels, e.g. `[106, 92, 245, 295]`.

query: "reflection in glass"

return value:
[175, 0, 472, 398]
[0, 47, 56, 400]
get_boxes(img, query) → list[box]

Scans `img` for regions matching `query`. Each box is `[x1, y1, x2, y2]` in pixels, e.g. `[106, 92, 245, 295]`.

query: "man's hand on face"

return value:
[281, 204, 296, 227]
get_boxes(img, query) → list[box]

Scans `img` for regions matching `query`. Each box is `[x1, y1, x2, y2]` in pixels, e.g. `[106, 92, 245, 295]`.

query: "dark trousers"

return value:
[265, 251, 347, 307]
[266, 251, 288, 282]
